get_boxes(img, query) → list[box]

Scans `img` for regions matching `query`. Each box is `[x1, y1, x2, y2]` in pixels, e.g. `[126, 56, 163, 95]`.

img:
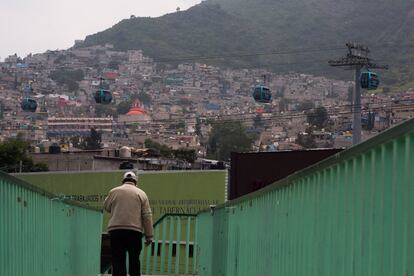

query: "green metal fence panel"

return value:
[175, 217, 182, 274]
[142, 214, 197, 275]
[196, 118, 414, 276]
[184, 216, 192, 275]
[0, 172, 102, 276]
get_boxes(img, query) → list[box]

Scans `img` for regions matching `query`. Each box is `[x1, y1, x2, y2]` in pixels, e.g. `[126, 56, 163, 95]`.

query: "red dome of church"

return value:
[126, 107, 146, 115]
[126, 100, 147, 115]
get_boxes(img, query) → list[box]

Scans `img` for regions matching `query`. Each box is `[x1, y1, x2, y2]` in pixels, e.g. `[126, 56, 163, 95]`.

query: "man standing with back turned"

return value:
[104, 171, 153, 276]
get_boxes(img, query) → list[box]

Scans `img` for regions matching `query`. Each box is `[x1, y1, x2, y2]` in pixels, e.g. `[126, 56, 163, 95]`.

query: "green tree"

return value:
[66, 80, 79, 92]
[135, 92, 152, 105]
[195, 117, 202, 137]
[95, 105, 116, 118]
[174, 148, 196, 163]
[307, 107, 328, 129]
[144, 138, 158, 149]
[207, 121, 255, 160]
[81, 128, 102, 150]
[296, 128, 316, 149]
[170, 120, 186, 132]
[0, 135, 48, 172]
[117, 101, 132, 115]
[144, 139, 173, 158]
[50, 69, 84, 92]
[297, 100, 315, 111]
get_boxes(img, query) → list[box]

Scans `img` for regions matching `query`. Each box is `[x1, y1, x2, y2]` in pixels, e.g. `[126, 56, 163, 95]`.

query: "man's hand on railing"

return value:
[145, 236, 153, 246]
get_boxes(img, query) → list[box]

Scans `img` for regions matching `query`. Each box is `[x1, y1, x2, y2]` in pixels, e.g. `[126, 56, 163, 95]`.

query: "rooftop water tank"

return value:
[119, 146, 131, 158]
[49, 143, 61, 154]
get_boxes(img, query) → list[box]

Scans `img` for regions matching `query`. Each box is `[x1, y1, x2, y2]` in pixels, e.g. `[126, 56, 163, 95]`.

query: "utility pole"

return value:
[329, 43, 388, 145]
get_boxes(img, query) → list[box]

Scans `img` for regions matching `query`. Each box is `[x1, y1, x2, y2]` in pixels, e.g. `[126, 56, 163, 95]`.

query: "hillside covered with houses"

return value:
[1, 43, 414, 171]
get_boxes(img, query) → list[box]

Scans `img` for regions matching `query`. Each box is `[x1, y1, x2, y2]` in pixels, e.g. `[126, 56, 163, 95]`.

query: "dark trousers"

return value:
[110, 229, 143, 276]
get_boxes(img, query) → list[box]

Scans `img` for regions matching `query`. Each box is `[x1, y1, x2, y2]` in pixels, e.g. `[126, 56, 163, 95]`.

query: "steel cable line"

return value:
[115, 105, 410, 126]
[120, 99, 414, 124]
[191, 106, 404, 125]
[188, 106, 400, 126]
[154, 46, 347, 63]
[117, 100, 413, 124]
[153, 44, 414, 63]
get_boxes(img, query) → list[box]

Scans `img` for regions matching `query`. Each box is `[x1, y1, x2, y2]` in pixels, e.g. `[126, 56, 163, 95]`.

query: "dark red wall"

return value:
[229, 149, 342, 200]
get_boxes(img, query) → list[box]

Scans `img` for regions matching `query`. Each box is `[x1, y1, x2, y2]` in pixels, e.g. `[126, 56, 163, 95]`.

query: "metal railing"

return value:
[196, 118, 414, 276]
[0, 171, 103, 276]
[141, 214, 198, 275]
[102, 213, 198, 275]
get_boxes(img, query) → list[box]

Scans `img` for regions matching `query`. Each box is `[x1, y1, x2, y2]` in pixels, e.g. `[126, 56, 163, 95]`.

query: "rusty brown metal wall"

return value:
[229, 149, 342, 200]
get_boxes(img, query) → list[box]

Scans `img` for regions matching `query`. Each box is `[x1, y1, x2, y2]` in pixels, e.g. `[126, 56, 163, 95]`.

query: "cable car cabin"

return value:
[360, 71, 379, 90]
[94, 89, 112, 104]
[253, 85, 272, 103]
[21, 98, 37, 112]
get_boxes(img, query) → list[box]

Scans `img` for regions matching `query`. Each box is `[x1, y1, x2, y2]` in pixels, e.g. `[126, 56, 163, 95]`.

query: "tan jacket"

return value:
[103, 182, 153, 238]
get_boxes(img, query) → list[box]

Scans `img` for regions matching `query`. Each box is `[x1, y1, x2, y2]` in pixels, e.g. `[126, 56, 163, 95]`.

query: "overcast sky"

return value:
[0, 0, 202, 60]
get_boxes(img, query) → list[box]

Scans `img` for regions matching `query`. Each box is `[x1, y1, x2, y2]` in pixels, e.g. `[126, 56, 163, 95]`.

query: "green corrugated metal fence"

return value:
[196, 118, 414, 276]
[0, 171, 102, 276]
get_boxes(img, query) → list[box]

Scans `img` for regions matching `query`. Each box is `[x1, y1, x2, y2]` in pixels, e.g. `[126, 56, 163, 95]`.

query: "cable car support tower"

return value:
[329, 43, 388, 145]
